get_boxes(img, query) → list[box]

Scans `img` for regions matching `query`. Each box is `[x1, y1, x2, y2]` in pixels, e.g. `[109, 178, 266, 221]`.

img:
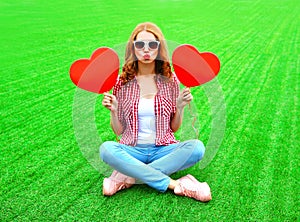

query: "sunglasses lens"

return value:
[149, 41, 159, 49]
[134, 41, 145, 49]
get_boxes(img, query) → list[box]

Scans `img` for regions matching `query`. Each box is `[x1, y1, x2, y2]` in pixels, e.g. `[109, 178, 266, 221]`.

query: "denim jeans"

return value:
[100, 139, 205, 192]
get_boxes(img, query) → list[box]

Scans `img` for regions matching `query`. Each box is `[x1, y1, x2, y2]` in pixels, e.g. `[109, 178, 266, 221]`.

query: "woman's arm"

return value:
[170, 88, 193, 132]
[110, 110, 124, 136]
[102, 92, 124, 136]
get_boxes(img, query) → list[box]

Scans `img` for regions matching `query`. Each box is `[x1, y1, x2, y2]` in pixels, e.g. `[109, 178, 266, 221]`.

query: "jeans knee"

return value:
[190, 139, 205, 162]
[99, 141, 115, 162]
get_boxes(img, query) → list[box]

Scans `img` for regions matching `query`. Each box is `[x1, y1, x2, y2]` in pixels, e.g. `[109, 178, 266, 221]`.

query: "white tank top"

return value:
[137, 97, 156, 144]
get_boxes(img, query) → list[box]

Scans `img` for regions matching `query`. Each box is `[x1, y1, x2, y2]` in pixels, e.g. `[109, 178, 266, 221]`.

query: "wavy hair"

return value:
[120, 22, 173, 84]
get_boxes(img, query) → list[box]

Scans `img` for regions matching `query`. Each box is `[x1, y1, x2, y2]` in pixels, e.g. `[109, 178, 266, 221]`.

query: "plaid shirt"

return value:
[113, 73, 180, 146]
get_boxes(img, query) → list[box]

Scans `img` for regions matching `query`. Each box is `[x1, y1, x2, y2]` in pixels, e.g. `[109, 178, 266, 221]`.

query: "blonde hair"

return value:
[120, 22, 172, 84]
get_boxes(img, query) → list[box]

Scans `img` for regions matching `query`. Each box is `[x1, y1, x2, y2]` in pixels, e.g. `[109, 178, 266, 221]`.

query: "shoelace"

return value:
[179, 183, 198, 197]
[109, 179, 127, 191]
[178, 180, 211, 202]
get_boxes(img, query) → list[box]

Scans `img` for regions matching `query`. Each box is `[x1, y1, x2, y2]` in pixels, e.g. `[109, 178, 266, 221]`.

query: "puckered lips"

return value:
[143, 54, 150, 60]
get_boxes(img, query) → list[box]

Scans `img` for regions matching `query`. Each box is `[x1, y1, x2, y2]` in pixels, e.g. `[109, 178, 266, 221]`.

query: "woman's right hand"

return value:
[102, 92, 118, 113]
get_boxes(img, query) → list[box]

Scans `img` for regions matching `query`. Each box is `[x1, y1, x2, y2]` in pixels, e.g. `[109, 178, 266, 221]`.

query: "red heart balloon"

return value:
[172, 44, 220, 87]
[70, 47, 119, 94]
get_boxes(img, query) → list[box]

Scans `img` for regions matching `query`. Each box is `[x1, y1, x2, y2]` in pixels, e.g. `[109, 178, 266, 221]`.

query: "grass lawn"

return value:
[1, 0, 299, 221]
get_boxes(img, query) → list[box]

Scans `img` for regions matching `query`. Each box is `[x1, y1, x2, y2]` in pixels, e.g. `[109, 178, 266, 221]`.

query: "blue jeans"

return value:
[100, 139, 205, 192]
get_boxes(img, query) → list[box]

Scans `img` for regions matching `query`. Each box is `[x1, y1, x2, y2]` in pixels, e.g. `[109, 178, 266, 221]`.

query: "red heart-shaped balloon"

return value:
[70, 47, 119, 94]
[172, 44, 220, 87]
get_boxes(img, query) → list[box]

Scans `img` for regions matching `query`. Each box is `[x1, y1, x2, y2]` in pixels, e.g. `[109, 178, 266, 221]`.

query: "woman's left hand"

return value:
[176, 87, 193, 110]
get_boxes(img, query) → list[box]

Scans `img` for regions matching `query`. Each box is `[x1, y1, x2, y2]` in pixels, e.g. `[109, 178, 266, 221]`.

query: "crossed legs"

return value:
[100, 140, 205, 192]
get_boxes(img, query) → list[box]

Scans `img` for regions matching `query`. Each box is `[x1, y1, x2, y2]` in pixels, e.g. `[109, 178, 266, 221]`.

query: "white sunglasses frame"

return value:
[133, 40, 160, 50]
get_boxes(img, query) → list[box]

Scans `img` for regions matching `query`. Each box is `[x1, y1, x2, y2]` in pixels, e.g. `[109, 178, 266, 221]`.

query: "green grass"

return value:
[1, 0, 299, 221]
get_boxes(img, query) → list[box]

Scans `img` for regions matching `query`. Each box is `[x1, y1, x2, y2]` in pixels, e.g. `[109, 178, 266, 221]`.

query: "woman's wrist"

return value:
[110, 109, 118, 117]
[176, 104, 184, 112]
[175, 106, 184, 116]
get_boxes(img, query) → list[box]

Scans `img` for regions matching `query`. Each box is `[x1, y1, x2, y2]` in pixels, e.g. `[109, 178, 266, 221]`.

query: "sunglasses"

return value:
[133, 40, 160, 50]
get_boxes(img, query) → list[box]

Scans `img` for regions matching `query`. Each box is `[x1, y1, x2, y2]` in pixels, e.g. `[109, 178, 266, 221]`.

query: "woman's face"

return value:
[134, 31, 159, 64]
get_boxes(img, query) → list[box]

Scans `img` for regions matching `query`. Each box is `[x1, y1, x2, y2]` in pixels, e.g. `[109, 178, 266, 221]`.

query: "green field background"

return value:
[1, 0, 299, 221]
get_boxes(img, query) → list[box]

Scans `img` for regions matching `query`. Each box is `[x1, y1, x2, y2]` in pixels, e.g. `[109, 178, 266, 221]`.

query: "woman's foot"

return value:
[103, 170, 135, 196]
[174, 174, 212, 202]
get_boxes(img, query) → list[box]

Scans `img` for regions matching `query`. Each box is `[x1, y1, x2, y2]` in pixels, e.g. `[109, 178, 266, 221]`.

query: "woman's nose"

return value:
[143, 46, 150, 52]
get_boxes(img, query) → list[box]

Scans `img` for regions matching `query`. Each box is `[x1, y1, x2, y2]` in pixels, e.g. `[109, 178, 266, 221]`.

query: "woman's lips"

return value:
[143, 54, 150, 60]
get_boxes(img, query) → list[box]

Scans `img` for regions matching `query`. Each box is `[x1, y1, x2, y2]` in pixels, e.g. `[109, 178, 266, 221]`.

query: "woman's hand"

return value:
[102, 92, 118, 113]
[176, 87, 193, 110]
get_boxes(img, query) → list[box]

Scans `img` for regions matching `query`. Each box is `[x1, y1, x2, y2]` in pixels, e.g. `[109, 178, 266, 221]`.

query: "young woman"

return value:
[100, 22, 212, 202]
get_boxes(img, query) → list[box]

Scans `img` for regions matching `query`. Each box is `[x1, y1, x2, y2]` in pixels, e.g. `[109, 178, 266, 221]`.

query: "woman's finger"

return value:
[183, 87, 190, 93]
[104, 94, 112, 99]
[183, 94, 193, 101]
[183, 91, 191, 97]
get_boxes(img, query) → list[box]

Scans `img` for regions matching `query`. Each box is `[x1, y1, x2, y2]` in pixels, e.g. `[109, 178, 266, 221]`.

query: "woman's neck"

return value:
[137, 61, 156, 76]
